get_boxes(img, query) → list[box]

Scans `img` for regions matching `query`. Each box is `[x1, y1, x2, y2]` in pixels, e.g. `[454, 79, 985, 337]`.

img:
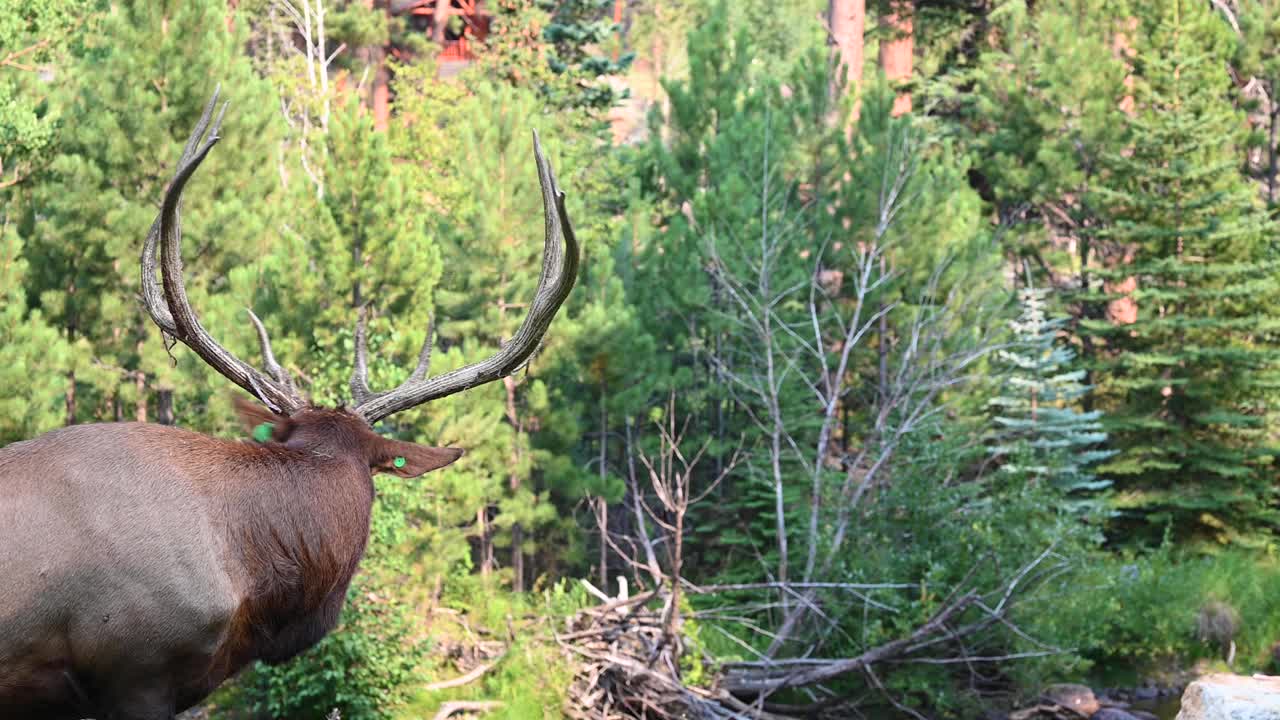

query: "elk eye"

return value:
[393, 456, 406, 469]
[252, 422, 274, 442]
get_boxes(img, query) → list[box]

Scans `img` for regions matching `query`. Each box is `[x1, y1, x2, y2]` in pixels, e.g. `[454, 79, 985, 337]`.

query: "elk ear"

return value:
[374, 439, 464, 478]
[234, 397, 293, 443]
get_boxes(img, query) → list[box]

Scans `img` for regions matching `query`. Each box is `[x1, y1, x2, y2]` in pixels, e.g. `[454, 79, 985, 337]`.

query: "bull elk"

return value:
[0, 89, 579, 720]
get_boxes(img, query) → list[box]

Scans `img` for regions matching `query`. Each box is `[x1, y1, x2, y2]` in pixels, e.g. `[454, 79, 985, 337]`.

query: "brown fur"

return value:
[0, 405, 461, 720]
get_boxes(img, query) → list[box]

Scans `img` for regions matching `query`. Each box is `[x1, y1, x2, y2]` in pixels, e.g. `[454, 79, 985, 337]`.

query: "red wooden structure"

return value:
[399, 0, 490, 61]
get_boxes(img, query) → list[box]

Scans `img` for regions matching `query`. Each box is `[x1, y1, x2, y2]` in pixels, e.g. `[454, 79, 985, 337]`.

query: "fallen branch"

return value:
[431, 700, 504, 720]
[423, 652, 507, 692]
[720, 593, 979, 694]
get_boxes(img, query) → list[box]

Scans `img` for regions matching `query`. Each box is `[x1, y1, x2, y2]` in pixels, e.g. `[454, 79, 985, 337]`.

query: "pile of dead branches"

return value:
[557, 588, 695, 719]
[556, 584, 784, 720]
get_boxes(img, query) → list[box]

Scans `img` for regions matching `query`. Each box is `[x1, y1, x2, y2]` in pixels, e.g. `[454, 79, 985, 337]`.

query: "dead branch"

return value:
[431, 700, 505, 720]
[422, 651, 507, 692]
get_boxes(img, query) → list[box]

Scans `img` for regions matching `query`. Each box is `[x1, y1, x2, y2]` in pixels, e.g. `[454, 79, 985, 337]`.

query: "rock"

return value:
[1041, 684, 1101, 717]
[1093, 709, 1142, 720]
[1176, 673, 1280, 720]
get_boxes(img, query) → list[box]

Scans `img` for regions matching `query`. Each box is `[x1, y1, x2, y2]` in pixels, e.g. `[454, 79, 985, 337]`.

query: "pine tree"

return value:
[0, 0, 96, 189]
[18, 0, 283, 429]
[989, 281, 1112, 507]
[1082, 0, 1280, 545]
[0, 221, 73, 443]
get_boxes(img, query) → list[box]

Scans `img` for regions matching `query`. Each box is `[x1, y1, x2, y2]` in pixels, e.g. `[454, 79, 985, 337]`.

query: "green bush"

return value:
[1019, 545, 1280, 686]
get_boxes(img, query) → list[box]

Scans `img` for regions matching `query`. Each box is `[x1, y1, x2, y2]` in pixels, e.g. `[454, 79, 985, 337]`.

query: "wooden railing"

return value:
[440, 35, 474, 61]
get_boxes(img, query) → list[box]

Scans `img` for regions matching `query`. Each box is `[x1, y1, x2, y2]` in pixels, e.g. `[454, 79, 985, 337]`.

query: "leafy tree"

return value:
[1082, 0, 1280, 545]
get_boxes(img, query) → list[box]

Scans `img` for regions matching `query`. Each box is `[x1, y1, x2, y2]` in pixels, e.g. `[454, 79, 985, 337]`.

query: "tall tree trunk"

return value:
[135, 338, 147, 423]
[361, 0, 389, 131]
[477, 506, 493, 576]
[597, 387, 609, 587]
[1104, 17, 1138, 326]
[372, 53, 390, 131]
[504, 375, 525, 592]
[828, 0, 866, 122]
[611, 0, 625, 62]
[65, 371, 76, 426]
[879, 0, 913, 116]
[157, 388, 174, 425]
[433, 0, 452, 45]
[1269, 75, 1277, 207]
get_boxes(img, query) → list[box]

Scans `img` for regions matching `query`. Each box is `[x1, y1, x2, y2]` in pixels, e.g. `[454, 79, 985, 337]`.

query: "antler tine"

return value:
[247, 308, 297, 394]
[142, 89, 304, 415]
[407, 317, 435, 384]
[352, 130, 579, 425]
[141, 87, 225, 335]
[350, 311, 434, 408]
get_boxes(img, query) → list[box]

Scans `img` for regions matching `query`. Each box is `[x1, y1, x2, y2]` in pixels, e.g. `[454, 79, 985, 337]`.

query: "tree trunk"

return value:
[361, 0, 389, 131]
[879, 0, 913, 116]
[1105, 16, 1138, 326]
[828, 0, 866, 121]
[477, 506, 493, 576]
[598, 388, 609, 587]
[64, 370, 76, 426]
[1269, 75, 1277, 206]
[157, 388, 174, 426]
[135, 339, 147, 423]
[372, 54, 390, 132]
[433, 0, 452, 45]
[504, 375, 525, 592]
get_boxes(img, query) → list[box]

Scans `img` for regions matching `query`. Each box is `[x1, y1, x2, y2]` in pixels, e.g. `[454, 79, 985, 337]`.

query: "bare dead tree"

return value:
[701, 124, 1000, 658]
[268, 0, 345, 198]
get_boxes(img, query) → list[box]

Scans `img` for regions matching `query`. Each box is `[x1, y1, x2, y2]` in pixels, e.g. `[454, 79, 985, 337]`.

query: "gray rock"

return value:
[1176, 674, 1280, 720]
[1041, 683, 1101, 717]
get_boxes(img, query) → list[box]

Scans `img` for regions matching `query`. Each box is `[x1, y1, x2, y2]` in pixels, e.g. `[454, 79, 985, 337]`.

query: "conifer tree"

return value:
[18, 0, 282, 429]
[1082, 0, 1280, 544]
[989, 281, 1112, 507]
[0, 221, 73, 442]
[0, 0, 96, 189]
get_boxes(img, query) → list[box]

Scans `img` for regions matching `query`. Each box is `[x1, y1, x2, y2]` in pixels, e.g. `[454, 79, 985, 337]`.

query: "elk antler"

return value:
[350, 130, 579, 425]
[141, 88, 305, 415]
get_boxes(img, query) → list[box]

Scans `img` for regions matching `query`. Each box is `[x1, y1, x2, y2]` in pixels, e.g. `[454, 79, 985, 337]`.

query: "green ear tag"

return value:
[253, 422, 274, 443]
[393, 456, 406, 469]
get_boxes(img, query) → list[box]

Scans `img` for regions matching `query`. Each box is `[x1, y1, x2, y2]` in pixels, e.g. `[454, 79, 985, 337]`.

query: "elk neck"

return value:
[179, 412, 379, 667]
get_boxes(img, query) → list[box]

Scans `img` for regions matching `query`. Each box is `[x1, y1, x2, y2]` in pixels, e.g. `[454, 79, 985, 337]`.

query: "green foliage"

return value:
[0, 0, 100, 188]
[1082, 0, 1280, 546]
[988, 282, 1113, 507]
[404, 576, 587, 719]
[16, 0, 282, 431]
[1021, 545, 1280, 684]
[0, 221, 72, 442]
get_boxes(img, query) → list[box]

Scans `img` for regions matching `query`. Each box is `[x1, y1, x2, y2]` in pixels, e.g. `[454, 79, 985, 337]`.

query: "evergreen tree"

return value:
[18, 0, 282, 429]
[952, 0, 1130, 274]
[989, 281, 1112, 507]
[0, 221, 73, 443]
[1082, 0, 1280, 545]
[0, 0, 97, 190]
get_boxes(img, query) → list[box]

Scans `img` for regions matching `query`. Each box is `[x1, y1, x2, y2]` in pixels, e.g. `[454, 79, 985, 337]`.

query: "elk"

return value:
[0, 89, 578, 720]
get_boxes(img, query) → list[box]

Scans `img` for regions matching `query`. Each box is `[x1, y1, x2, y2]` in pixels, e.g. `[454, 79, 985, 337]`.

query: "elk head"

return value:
[139, 87, 578, 468]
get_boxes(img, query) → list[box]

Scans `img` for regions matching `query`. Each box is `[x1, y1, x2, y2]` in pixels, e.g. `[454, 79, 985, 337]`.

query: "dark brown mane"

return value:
[171, 420, 376, 676]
